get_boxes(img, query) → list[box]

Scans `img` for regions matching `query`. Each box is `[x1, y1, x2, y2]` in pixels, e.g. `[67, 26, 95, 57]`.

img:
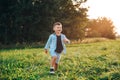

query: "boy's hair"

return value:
[53, 22, 62, 27]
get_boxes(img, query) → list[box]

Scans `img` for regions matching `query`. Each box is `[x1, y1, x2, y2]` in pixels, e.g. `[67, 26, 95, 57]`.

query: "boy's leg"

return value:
[50, 56, 57, 74]
[54, 63, 58, 71]
[54, 53, 61, 71]
[51, 56, 57, 67]
[49, 51, 58, 74]
[50, 51, 57, 68]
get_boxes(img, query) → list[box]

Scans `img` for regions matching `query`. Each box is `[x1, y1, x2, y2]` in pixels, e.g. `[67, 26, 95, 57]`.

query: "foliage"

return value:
[0, 0, 88, 44]
[0, 39, 120, 79]
[86, 17, 116, 39]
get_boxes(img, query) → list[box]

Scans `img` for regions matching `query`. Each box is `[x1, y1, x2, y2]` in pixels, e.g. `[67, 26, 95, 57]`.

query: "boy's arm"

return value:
[45, 49, 48, 54]
[63, 35, 70, 44]
[44, 35, 52, 53]
[64, 38, 70, 44]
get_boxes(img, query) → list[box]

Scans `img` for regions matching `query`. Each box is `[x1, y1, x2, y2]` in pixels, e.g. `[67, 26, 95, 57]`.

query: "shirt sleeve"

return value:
[63, 34, 67, 39]
[63, 34, 70, 44]
[44, 35, 52, 49]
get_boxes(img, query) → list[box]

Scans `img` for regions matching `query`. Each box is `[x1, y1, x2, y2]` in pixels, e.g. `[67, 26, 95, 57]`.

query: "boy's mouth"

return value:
[58, 30, 61, 31]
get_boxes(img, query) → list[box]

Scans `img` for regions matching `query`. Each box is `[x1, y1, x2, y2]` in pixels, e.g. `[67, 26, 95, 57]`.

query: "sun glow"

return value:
[85, 0, 120, 35]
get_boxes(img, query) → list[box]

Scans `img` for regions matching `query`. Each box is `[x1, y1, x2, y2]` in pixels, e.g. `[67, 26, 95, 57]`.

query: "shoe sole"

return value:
[50, 72, 55, 74]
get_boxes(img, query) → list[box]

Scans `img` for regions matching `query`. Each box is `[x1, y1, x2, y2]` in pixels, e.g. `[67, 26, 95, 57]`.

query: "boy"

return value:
[44, 22, 70, 74]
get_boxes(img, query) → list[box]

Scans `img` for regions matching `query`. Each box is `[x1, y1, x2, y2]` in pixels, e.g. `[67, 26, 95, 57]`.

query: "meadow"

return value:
[0, 38, 120, 80]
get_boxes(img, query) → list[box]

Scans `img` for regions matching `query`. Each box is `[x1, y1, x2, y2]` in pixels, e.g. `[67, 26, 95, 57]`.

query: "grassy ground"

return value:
[0, 39, 120, 80]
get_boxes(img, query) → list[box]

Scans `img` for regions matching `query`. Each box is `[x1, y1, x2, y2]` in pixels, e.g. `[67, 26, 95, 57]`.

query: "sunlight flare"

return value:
[86, 0, 120, 35]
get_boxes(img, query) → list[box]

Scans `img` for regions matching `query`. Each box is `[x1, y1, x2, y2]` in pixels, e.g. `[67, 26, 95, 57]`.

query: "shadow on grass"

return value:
[99, 72, 120, 80]
[38, 71, 59, 80]
[0, 44, 44, 51]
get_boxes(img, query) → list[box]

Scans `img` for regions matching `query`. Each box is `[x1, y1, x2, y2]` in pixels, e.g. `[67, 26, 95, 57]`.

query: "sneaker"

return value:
[50, 67, 55, 74]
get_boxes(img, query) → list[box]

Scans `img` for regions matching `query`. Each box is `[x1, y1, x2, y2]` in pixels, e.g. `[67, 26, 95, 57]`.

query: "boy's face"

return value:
[53, 24, 62, 33]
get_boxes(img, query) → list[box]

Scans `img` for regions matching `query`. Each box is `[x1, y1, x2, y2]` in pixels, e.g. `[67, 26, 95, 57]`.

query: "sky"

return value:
[84, 0, 120, 35]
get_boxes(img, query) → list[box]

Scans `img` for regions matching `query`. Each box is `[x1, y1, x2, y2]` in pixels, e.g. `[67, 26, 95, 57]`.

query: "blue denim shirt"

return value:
[44, 33, 67, 54]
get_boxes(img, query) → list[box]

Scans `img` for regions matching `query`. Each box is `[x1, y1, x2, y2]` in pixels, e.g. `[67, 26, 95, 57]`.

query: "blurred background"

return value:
[0, 0, 119, 46]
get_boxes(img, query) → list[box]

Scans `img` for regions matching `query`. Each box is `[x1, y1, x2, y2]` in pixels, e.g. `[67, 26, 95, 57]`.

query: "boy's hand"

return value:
[63, 38, 70, 44]
[45, 49, 48, 54]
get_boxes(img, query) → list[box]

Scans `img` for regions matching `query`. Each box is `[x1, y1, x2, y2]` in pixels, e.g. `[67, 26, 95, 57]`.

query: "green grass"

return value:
[0, 39, 120, 80]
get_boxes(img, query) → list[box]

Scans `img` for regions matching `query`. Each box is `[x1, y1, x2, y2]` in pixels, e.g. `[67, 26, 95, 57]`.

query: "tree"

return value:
[0, 0, 88, 44]
[59, 0, 88, 40]
[86, 17, 116, 39]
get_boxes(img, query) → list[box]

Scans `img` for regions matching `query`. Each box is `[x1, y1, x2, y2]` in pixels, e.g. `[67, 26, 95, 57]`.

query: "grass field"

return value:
[0, 39, 120, 80]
